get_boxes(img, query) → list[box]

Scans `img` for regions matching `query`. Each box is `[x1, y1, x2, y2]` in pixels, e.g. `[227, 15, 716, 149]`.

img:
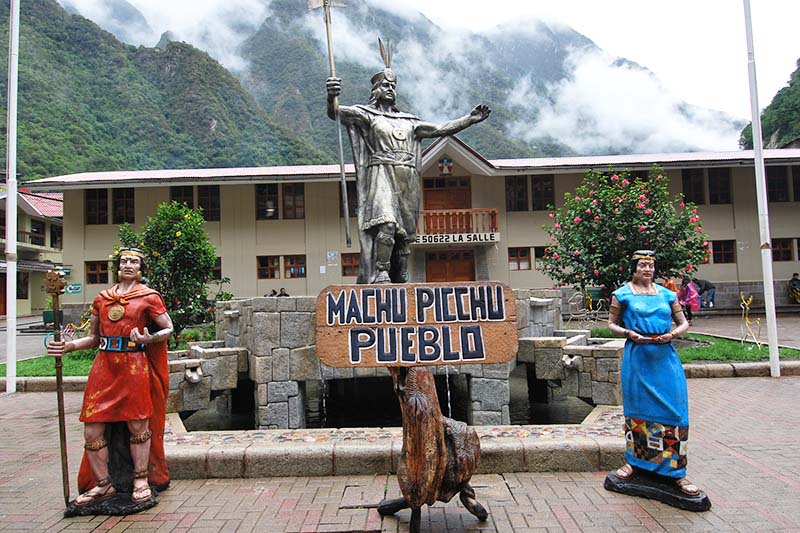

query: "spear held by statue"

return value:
[45, 268, 70, 506]
[308, 0, 352, 247]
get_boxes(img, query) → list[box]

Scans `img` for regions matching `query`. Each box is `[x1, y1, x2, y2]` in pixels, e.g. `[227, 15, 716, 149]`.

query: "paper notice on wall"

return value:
[320, 265, 326, 274]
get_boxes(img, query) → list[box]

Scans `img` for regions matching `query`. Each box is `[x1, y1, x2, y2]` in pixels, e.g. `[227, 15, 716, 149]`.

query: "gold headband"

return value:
[632, 254, 655, 261]
[118, 248, 145, 258]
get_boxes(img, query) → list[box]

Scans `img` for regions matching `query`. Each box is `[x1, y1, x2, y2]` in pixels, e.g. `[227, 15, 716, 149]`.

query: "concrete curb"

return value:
[164, 407, 626, 479]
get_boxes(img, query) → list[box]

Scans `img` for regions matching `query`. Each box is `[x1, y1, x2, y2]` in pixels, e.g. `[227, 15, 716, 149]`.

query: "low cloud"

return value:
[59, 0, 269, 72]
[507, 48, 740, 153]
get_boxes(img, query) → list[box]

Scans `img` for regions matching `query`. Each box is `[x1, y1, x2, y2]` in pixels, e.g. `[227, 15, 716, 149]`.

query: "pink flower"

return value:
[573, 216, 581, 223]
[549, 213, 555, 218]
[552, 252, 560, 259]
[614, 208, 620, 213]
[554, 222, 561, 229]
[621, 179, 630, 186]
[615, 235, 624, 241]
[695, 226, 703, 232]
[585, 208, 592, 214]
[644, 209, 652, 215]
[618, 266, 624, 271]
[692, 208, 698, 214]
[685, 264, 694, 271]
[637, 203, 645, 209]
[702, 241, 708, 247]
[593, 269, 600, 276]
[689, 217, 697, 223]
[680, 202, 685, 208]
[640, 185, 646, 190]
[574, 250, 581, 256]
[638, 224, 646, 232]
[589, 190, 595, 197]
[592, 199, 598, 205]
[611, 174, 619, 181]
[594, 215, 601, 221]
[550, 236, 557, 242]
[639, 194, 647, 200]
[575, 196, 581, 201]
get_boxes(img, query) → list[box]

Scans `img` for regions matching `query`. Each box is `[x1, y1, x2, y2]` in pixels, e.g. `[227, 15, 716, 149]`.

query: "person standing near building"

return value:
[789, 273, 800, 304]
[678, 277, 700, 324]
[326, 40, 490, 284]
[47, 248, 173, 507]
[694, 278, 716, 308]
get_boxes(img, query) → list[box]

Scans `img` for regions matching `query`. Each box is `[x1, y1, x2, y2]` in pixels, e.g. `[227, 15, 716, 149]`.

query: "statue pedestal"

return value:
[604, 469, 711, 512]
[64, 490, 157, 517]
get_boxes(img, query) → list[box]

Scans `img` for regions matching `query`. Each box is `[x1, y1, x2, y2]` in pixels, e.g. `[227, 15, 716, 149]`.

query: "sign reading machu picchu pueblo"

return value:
[315, 282, 518, 368]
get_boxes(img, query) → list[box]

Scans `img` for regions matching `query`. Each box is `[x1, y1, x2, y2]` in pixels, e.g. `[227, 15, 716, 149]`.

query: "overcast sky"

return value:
[397, 0, 800, 120]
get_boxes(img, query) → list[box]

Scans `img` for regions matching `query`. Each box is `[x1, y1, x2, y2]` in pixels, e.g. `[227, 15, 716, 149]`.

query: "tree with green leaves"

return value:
[540, 165, 710, 296]
[118, 202, 217, 340]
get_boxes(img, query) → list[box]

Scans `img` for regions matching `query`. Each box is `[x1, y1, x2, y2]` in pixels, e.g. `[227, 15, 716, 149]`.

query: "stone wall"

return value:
[208, 289, 571, 429]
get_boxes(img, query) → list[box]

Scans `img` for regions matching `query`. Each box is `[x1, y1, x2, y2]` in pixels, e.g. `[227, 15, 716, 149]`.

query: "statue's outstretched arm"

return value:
[415, 104, 491, 139]
[326, 77, 368, 127]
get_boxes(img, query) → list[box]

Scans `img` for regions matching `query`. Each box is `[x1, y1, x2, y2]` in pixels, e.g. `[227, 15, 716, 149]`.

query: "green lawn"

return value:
[591, 327, 800, 363]
[0, 349, 97, 377]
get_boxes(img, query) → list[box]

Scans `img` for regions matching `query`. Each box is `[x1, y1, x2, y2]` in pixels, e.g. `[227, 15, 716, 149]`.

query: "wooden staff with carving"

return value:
[45, 269, 70, 506]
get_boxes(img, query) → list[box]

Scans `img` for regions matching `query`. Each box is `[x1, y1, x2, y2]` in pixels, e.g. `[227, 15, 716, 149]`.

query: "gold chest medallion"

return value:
[107, 304, 125, 322]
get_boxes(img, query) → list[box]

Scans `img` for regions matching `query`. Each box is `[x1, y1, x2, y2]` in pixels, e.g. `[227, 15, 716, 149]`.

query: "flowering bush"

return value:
[540, 166, 710, 295]
[118, 201, 218, 340]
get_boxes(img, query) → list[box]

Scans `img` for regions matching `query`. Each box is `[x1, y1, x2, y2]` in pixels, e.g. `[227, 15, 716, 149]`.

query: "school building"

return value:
[22, 137, 800, 313]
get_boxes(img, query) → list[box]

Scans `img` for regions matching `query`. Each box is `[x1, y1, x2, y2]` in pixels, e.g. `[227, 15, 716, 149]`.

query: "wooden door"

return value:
[425, 250, 475, 282]
[423, 177, 471, 234]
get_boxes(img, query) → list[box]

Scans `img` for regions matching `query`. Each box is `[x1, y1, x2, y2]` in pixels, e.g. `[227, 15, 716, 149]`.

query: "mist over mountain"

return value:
[1, 0, 330, 180]
[58, 0, 746, 159]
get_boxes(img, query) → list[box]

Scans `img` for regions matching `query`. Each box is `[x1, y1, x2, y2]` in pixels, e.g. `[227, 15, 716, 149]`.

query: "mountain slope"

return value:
[740, 58, 800, 148]
[0, 0, 331, 180]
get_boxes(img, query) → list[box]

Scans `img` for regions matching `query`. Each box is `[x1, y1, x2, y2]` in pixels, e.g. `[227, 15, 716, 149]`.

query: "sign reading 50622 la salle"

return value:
[315, 282, 518, 368]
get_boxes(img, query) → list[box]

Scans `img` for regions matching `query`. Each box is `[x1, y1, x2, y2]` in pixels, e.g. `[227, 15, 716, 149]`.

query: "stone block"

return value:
[683, 364, 708, 379]
[513, 288, 531, 301]
[595, 357, 620, 382]
[333, 441, 392, 475]
[225, 334, 238, 348]
[594, 435, 626, 470]
[608, 371, 620, 384]
[253, 312, 280, 356]
[277, 297, 297, 312]
[559, 372, 579, 396]
[228, 316, 240, 336]
[252, 297, 278, 312]
[471, 378, 509, 411]
[165, 442, 209, 479]
[732, 362, 769, 377]
[522, 438, 600, 472]
[308, 312, 317, 345]
[289, 346, 320, 381]
[259, 402, 288, 429]
[201, 355, 238, 390]
[591, 381, 621, 405]
[248, 354, 272, 384]
[782, 361, 800, 376]
[593, 345, 623, 358]
[534, 347, 565, 380]
[280, 312, 312, 349]
[256, 383, 267, 406]
[272, 348, 290, 381]
[533, 337, 567, 348]
[180, 377, 211, 411]
[244, 442, 333, 477]
[517, 338, 535, 363]
[268, 381, 299, 403]
[354, 367, 377, 378]
[457, 364, 482, 377]
[706, 363, 735, 378]
[169, 371, 184, 390]
[288, 394, 305, 429]
[333, 367, 354, 379]
[165, 390, 183, 413]
[206, 444, 246, 478]
[237, 349, 249, 373]
[566, 334, 588, 346]
[476, 438, 525, 474]
[483, 361, 514, 379]
[472, 410, 503, 425]
[578, 371, 593, 398]
[296, 296, 317, 312]
[516, 299, 530, 332]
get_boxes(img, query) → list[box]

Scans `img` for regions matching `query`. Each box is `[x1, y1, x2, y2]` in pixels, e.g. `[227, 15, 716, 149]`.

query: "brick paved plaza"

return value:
[1, 376, 799, 532]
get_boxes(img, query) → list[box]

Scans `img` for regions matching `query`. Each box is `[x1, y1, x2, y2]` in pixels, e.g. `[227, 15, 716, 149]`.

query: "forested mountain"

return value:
[740, 58, 800, 149]
[0, 0, 331, 181]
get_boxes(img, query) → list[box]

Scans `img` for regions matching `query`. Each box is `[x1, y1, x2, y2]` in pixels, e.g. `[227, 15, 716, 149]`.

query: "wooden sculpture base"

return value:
[377, 367, 488, 533]
[604, 469, 711, 512]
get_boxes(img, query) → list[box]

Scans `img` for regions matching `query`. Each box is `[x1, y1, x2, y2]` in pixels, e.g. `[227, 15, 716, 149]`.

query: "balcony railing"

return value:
[0, 227, 53, 248]
[420, 208, 498, 235]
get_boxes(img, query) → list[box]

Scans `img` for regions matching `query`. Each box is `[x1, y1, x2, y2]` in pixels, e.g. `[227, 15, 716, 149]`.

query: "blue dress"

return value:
[613, 283, 689, 478]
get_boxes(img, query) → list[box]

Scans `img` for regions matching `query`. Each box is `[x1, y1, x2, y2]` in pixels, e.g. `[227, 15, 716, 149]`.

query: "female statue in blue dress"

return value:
[607, 250, 700, 497]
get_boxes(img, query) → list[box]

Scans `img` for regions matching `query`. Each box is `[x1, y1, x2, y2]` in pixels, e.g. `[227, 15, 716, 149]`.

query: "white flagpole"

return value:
[743, 0, 780, 377]
[4, 0, 21, 393]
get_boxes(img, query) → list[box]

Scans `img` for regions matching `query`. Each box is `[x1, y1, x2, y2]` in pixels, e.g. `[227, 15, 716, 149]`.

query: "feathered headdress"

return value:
[370, 37, 396, 87]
